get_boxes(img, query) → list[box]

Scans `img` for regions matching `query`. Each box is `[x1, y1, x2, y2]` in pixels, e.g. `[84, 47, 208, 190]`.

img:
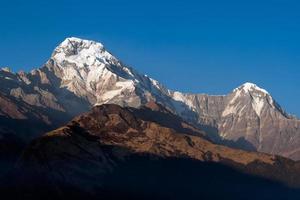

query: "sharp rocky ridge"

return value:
[1, 37, 300, 160]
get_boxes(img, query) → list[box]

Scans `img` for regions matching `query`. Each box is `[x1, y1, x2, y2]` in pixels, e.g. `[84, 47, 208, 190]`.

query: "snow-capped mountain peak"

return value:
[234, 82, 270, 95]
[45, 37, 142, 104]
[222, 82, 275, 117]
[52, 37, 116, 68]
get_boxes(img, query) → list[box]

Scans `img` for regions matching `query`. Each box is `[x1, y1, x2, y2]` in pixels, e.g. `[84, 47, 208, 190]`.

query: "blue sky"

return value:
[0, 0, 300, 116]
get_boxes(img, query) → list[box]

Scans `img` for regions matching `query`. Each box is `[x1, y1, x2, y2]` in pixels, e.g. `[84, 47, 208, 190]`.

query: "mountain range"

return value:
[1, 37, 299, 160]
[2, 37, 300, 199]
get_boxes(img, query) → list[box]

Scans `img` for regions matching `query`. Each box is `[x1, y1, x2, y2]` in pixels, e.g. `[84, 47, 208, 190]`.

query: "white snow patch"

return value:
[240, 82, 269, 116]
[223, 82, 272, 117]
[122, 67, 135, 78]
[1, 67, 12, 73]
[101, 88, 124, 101]
[172, 91, 196, 109]
[115, 80, 135, 89]
[99, 80, 135, 102]
[4, 77, 12, 80]
[52, 37, 117, 71]
[150, 78, 160, 89]
[234, 82, 269, 95]
[251, 93, 265, 116]
[222, 90, 242, 117]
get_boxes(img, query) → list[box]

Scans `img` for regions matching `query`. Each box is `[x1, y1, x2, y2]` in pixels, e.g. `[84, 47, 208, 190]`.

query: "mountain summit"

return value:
[236, 82, 269, 94]
[0, 37, 300, 160]
[48, 37, 140, 105]
[224, 82, 288, 118]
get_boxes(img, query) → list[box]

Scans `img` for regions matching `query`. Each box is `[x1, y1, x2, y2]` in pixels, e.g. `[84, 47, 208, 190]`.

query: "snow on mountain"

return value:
[46, 37, 143, 106]
[222, 82, 275, 117]
[1, 67, 12, 73]
[236, 82, 269, 95]
[38, 38, 300, 160]
[1, 37, 300, 160]
[47, 37, 223, 118]
[46, 37, 193, 114]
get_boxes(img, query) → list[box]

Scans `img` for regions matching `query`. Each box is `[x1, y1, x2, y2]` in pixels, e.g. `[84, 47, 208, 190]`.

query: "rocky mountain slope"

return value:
[12, 103, 300, 200]
[1, 37, 300, 160]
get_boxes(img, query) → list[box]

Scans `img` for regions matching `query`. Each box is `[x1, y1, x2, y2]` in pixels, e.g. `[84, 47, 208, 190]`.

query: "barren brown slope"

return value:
[57, 104, 275, 165]
[21, 103, 300, 188]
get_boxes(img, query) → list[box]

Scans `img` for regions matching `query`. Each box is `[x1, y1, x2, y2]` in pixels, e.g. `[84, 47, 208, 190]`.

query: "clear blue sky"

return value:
[1, 0, 299, 116]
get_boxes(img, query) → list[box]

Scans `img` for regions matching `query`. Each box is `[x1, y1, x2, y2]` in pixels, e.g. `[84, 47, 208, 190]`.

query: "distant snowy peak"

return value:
[223, 82, 280, 117]
[233, 82, 270, 95]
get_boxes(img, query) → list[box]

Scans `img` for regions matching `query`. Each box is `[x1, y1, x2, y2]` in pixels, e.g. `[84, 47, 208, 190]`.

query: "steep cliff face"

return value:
[0, 37, 300, 160]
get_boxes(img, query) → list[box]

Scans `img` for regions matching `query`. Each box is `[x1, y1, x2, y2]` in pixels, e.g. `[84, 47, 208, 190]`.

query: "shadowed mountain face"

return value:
[0, 37, 300, 160]
[9, 104, 300, 200]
